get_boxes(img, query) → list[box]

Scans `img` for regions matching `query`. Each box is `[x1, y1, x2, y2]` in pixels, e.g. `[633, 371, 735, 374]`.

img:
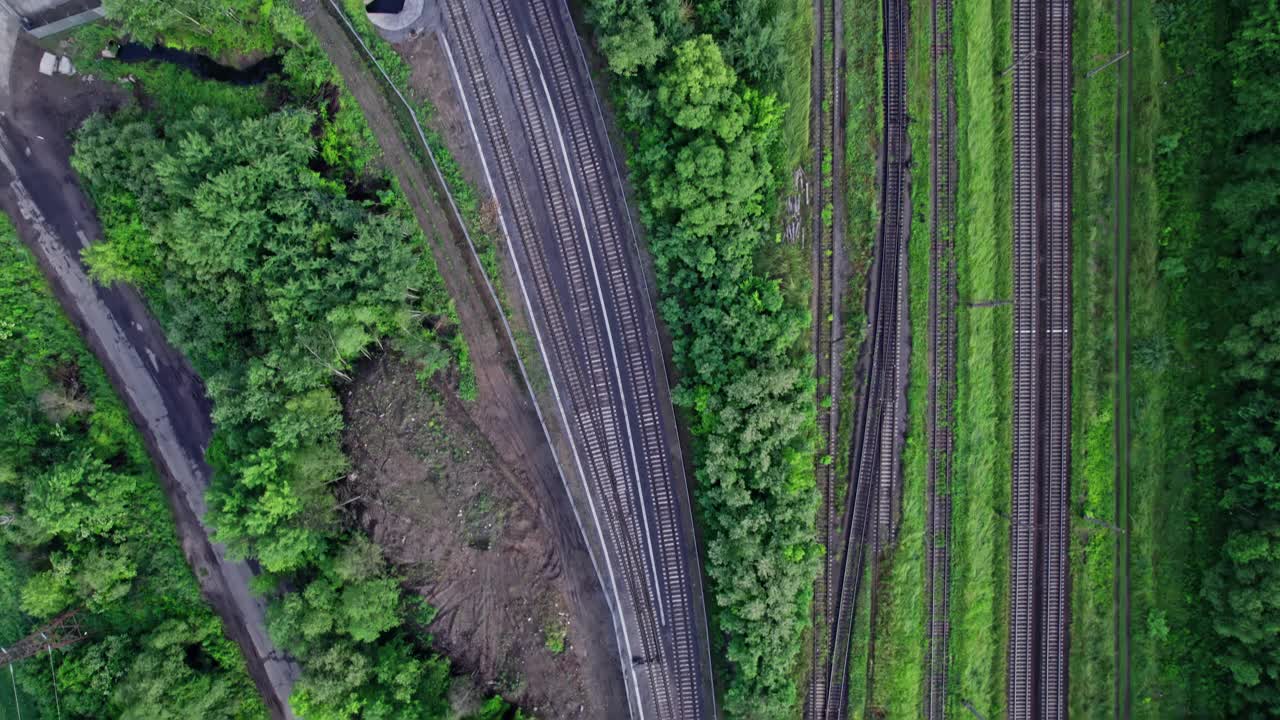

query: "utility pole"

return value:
[0, 610, 88, 670]
[959, 698, 989, 720]
[1086, 50, 1131, 79]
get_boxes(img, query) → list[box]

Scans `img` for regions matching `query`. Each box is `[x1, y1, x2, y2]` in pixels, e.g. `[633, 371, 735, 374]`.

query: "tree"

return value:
[598, 11, 665, 77]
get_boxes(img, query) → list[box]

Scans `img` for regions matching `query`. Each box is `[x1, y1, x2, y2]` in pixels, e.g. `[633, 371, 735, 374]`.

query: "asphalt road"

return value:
[431, 1, 716, 717]
[0, 27, 297, 719]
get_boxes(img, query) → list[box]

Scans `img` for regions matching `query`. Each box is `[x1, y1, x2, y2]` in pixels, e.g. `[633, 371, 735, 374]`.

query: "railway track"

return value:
[924, 0, 957, 709]
[439, 0, 711, 716]
[1009, 0, 1072, 714]
[807, 0, 844, 713]
[809, 0, 910, 711]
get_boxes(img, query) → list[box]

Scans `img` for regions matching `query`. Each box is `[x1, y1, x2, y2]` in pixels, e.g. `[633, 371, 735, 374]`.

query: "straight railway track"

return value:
[808, 0, 910, 712]
[1009, 0, 1072, 714]
[807, 0, 845, 713]
[924, 0, 957, 710]
[437, 0, 713, 717]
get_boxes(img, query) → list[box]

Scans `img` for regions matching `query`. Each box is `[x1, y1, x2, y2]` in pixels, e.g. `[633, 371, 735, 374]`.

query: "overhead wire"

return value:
[46, 643, 61, 720]
[7, 662, 22, 720]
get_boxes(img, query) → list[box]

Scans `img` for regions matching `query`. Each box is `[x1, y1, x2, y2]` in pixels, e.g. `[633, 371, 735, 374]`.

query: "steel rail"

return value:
[1009, 0, 1072, 714]
[924, 0, 957, 708]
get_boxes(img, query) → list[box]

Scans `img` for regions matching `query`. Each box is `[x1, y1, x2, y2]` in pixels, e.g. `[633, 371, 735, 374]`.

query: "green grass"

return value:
[781, 0, 814, 174]
[836, 0, 882, 501]
[1124, 0, 1217, 714]
[1067, 0, 1121, 712]
[831, 0, 879, 711]
[846, 563, 873, 719]
[948, 0, 1012, 712]
[65, 25, 269, 122]
[863, 0, 933, 710]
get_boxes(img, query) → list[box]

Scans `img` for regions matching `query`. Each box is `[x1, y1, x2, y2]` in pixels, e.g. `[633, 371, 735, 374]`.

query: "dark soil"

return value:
[340, 356, 597, 718]
[290, 7, 628, 716]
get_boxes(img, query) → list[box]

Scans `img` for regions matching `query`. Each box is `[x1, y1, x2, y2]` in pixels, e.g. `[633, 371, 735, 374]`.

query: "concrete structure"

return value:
[364, 0, 424, 32]
[0, 0, 104, 39]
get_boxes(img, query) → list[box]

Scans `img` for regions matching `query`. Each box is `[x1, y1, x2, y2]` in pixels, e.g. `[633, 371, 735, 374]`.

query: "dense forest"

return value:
[42, 2, 512, 718]
[0, 220, 266, 719]
[586, 1, 816, 717]
[1155, 0, 1280, 714]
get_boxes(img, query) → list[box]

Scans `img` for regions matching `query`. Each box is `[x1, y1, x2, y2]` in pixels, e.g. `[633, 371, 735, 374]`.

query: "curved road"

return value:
[0, 25, 297, 719]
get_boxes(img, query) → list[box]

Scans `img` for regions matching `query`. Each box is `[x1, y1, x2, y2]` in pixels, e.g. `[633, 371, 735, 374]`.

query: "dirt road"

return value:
[0, 26, 297, 719]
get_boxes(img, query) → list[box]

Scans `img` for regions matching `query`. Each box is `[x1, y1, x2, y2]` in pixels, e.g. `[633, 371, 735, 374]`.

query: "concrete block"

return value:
[57, 56, 74, 75]
[38, 51, 55, 76]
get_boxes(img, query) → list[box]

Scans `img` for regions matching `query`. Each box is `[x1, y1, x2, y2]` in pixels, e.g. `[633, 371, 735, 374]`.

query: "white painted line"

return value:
[525, 32, 668, 629]
[322, 3, 639, 715]
[438, 28, 646, 720]
[554, 5, 719, 711]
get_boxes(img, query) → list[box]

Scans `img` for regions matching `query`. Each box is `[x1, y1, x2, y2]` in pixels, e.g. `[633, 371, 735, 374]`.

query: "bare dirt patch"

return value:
[341, 355, 598, 719]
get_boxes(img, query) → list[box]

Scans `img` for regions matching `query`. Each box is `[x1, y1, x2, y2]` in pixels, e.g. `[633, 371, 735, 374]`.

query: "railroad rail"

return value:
[806, 0, 843, 713]
[924, 0, 957, 711]
[438, 0, 712, 716]
[810, 0, 911, 711]
[1008, 0, 1072, 714]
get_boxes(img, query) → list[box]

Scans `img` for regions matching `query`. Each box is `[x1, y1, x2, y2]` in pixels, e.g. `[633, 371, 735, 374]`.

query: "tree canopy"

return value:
[1155, 0, 1280, 714]
[587, 7, 818, 716]
[66, 4, 502, 716]
[0, 219, 265, 720]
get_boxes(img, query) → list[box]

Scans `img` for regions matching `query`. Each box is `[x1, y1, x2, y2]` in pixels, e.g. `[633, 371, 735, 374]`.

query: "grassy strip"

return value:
[833, 0, 881, 713]
[845, 562, 873, 719]
[1067, 0, 1119, 711]
[837, 0, 883, 504]
[782, 0, 814, 175]
[948, 0, 1012, 712]
[1125, 0, 1217, 713]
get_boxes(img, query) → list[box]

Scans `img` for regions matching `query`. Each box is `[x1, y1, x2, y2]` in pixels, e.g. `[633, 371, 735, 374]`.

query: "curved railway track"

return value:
[1009, 0, 1072, 714]
[439, 0, 713, 716]
[924, 0, 957, 710]
[809, 0, 910, 712]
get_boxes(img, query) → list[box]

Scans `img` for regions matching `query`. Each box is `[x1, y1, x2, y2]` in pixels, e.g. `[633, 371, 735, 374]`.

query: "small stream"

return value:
[115, 43, 282, 85]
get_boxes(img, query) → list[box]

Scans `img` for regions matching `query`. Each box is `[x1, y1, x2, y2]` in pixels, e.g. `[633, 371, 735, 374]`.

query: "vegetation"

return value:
[60, 3, 518, 718]
[587, 3, 818, 717]
[948, 0, 1013, 714]
[0, 219, 265, 720]
[1142, 0, 1280, 715]
[861, 0, 933, 709]
[1067, 0, 1121, 711]
[1122, 0, 1206, 713]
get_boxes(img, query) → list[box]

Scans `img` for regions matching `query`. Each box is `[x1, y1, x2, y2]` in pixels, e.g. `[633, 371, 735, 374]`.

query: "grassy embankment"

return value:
[780, 0, 816, 707]
[1068, 0, 1119, 711]
[839, 0, 881, 713]
[948, 0, 1012, 714]
[1124, 0, 1218, 714]
[761, 0, 816, 321]
[1071, 0, 1225, 714]
[782, 0, 814, 177]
